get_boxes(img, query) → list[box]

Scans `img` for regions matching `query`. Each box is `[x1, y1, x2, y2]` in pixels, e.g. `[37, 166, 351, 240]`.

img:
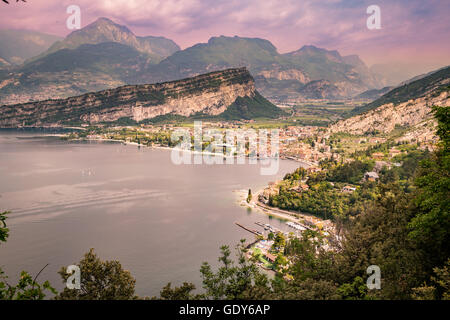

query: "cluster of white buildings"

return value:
[286, 221, 306, 231]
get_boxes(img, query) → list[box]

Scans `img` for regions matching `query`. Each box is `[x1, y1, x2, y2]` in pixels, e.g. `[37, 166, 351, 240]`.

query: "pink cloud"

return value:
[0, 0, 448, 67]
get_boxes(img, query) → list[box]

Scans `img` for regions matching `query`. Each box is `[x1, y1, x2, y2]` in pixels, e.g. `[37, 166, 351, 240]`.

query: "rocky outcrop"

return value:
[298, 80, 342, 99]
[0, 68, 259, 127]
[258, 68, 310, 83]
[329, 66, 450, 141]
[328, 91, 450, 142]
[351, 66, 450, 115]
[0, 28, 384, 105]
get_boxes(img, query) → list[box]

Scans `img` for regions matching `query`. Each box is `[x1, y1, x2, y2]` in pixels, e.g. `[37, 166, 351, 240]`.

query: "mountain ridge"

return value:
[328, 66, 450, 143]
[0, 19, 386, 105]
[28, 17, 180, 63]
[0, 29, 62, 65]
[0, 68, 283, 127]
[351, 65, 450, 115]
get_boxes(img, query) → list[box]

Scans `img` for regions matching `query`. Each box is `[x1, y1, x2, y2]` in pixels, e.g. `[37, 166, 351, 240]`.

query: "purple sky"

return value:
[0, 0, 449, 68]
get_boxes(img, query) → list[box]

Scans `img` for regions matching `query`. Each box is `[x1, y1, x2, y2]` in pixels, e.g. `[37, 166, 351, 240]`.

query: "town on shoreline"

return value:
[55, 108, 437, 276]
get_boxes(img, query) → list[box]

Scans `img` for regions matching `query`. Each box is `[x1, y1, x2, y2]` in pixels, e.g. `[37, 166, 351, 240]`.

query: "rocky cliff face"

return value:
[0, 68, 257, 127]
[257, 68, 310, 83]
[298, 80, 342, 99]
[0, 28, 383, 105]
[328, 90, 450, 142]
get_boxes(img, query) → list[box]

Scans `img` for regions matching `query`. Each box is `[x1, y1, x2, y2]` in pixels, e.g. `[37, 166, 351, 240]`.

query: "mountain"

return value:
[351, 66, 450, 115]
[370, 63, 448, 87]
[140, 36, 282, 82]
[35, 18, 179, 63]
[356, 86, 394, 100]
[0, 18, 181, 105]
[296, 80, 341, 99]
[141, 39, 382, 101]
[0, 42, 151, 105]
[0, 29, 62, 65]
[0, 68, 284, 127]
[0, 23, 382, 105]
[0, 56, 10, 68]
[397, 66, 449, 87]
[329, 66, 450, 142]
[285, 46, 379, 89]
[342, 54, 380, 89]
[217, 91, 285, 120]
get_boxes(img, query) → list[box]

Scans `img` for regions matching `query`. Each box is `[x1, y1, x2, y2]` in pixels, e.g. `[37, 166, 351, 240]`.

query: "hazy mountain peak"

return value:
[206, 36, 278, 53]
[294, 45, 339, 56]
[0, 29, 62, 65]
[34, 17, 179, 62]
[94, 17, 119, 25]
[298, 44, 323, 52]
[79, 17, 133, 36]
[63, 17, 135, 47]
[342, 54, 366, 67]
[287, 45, 343, 65]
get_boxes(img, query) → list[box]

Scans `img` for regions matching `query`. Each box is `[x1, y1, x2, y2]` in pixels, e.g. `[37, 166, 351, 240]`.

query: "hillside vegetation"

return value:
[352, 66, 450, 115]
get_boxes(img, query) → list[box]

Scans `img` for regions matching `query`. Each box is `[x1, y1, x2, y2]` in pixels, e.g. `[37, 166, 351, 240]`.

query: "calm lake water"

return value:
[0, 131, 301, 297]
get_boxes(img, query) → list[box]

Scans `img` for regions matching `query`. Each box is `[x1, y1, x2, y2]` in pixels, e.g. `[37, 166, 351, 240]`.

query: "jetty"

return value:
[235, 222, 262, 236]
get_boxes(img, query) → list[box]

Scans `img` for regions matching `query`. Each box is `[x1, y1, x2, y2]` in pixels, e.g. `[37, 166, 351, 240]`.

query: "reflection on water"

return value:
[0, 132, 301, 296]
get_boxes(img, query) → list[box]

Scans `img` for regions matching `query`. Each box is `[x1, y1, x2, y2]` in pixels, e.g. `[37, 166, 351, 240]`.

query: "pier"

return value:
[235, 222, 262, 236]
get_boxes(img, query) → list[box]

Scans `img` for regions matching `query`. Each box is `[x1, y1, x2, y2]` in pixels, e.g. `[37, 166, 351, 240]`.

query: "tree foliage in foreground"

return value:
[56, 248, 137, 300]
[0, 211, 56, 300]
[0, 211, 8, 243]
[409, 106, 450, 271]
[1, 107, 449, 300]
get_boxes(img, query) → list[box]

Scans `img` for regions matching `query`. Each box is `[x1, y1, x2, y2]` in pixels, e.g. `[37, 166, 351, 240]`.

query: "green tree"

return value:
[56, 248, 137, 300]
[246, 189, 252, 203]
[0, 211, 8, 243]
[337, 276, 367, 300]
[336, 183, 425, 299]
[409, 106, 450, 270]
[0, 269, 56, 300]
[199, 240, 271, 300]
[156, 282, 198, 300]
[274, 254, 288, 272]
[272, 232, 286, 251]
[412, 258, 450, 300]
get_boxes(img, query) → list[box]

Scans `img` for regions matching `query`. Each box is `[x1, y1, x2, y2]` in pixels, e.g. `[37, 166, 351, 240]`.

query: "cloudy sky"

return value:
[0, 0, 449, 69]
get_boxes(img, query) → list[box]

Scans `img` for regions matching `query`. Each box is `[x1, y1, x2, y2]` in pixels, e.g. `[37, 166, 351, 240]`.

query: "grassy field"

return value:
[272, 102, 360, 127]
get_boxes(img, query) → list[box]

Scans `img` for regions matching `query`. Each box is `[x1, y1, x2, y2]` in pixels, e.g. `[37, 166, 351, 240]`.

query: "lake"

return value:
[0, 131, 301, 297]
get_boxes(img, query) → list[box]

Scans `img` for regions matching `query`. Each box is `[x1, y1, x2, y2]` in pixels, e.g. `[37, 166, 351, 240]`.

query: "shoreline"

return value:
[242, 188, 336, 234]
[72, 137, 304, 162]
[73, 136, 330, 231]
